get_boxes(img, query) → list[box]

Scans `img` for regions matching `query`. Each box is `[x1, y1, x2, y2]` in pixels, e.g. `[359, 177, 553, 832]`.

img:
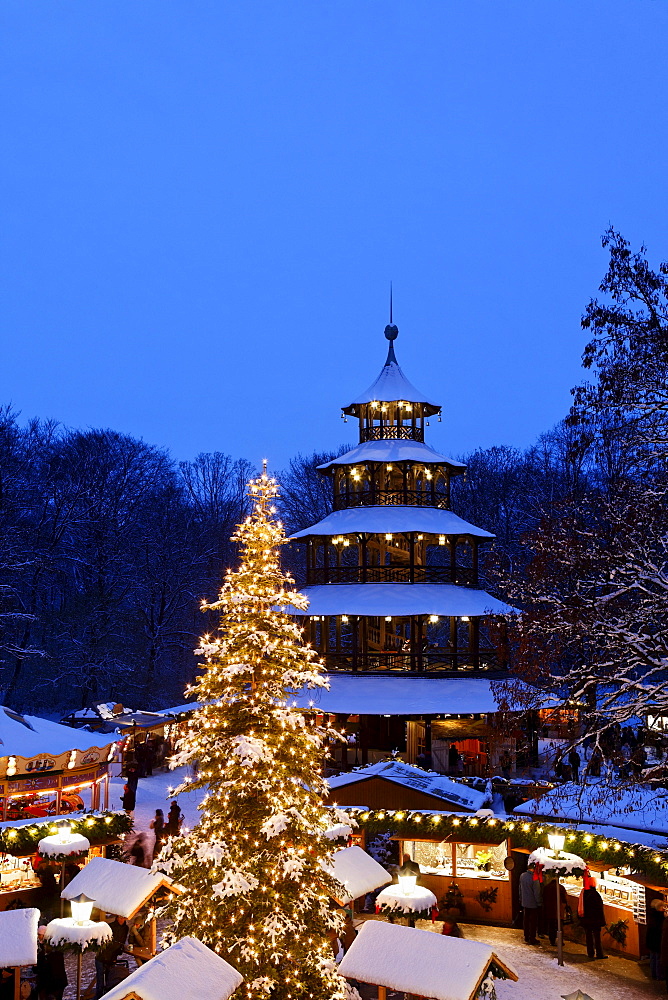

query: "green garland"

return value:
[0, 811, 132, 856]
[353, 809, 668, 886]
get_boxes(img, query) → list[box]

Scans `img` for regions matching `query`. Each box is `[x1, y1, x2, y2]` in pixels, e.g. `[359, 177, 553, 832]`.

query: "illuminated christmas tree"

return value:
[157, 466, 346, 1000]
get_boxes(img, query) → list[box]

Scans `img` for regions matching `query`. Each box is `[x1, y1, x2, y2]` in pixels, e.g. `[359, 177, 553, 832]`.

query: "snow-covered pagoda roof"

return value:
[343, 329, 440, 416]
[327, 845, 391, 903]
[289, 583, 516, 617]
[317, 439, 465, 471]
[328, 761, 486, 811]
[101, 936, 243, 1000]
[291, 506, 493, 540]
[0, 705, 116, 761]
[338, 920, 517, 1000]
[0, 907, 39, 968]
[62, 857, 179, 919]
[295, 676, 503, 715]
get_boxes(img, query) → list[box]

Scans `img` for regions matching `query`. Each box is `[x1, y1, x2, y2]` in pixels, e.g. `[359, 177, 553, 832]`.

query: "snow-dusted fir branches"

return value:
[156, 469, 347, 1000]
[501, 483, 668, 764]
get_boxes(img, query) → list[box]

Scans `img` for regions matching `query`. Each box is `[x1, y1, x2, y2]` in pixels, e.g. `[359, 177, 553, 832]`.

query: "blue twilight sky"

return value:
[1, 2, 668, 471]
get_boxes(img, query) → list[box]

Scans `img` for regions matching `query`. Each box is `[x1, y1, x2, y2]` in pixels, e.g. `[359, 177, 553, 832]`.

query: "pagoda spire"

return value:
[384, 285, 399, 365]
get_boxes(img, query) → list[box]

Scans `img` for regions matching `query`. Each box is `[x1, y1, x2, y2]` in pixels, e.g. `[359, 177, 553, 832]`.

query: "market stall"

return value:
[100, 936, 243, 1000]
[0, 812, 131, 912]
[398, 830, 513, 924]
[0, 706, 117, 821]
[0, 907, 39, 1000]
[62, 856, 183, 959]
[338, 919, 517, 1000]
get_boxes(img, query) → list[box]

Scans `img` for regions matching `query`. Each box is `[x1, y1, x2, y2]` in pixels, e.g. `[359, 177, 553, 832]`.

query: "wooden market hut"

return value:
[328, 846, 391, 907]
[338, 920, 517, 1000]
[326, 761, 486, 812]
[0, 907, 39, 1000]
[62, 857, 183, 960]
[100, 936, 243, 1000]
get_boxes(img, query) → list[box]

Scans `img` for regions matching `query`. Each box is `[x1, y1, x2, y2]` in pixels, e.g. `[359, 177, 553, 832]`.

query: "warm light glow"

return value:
[341, 615, 348, 623]
[548, 832, 566, 856]
[398, 874, 417, 895]
[385, 534, 393, 541]
[70, 893, 95, 924]
[429, 615, 439, 623]
[385, 616, 392, 622]
[58, 821, 73, 843]
[438, 535, 446, 545]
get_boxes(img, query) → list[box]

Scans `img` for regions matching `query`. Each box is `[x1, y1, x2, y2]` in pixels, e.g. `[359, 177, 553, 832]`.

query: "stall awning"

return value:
[295, 676, 502, 715]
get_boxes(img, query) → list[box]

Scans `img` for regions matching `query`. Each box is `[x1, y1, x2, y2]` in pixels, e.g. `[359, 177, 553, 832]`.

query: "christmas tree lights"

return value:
[156, 467, 347, 1000]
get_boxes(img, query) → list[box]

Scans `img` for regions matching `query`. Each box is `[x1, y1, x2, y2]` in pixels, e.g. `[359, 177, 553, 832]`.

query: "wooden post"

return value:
[12, 968, 19, 1000]
[378, 987, 387, 1000]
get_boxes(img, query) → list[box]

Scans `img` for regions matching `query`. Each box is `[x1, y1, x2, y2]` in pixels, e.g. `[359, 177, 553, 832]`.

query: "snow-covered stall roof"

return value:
[328, 761, 486, 811]
[317, 440, 465, 471]
[0, 706, 115, 760]
[288, 583, 516, 618]
[328, 845, 391, 903]
[101, 936, 243, 1000]
[0, 907, 39, 967]
[338, 920, 517, 1000]
[291, 506, 493, 540]
[514, 781, 668, 837]
[295, 676, 503, 715]
[156, 702, 199, 716]
[62, 857, 176, 918]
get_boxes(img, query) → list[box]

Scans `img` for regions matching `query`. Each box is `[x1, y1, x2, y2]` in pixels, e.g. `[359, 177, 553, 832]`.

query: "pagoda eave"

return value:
[290, 506, 494, 541]
[289, 583, 517, 618]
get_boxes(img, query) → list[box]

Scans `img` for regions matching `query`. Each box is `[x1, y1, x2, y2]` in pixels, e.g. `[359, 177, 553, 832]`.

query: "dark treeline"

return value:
[0, 406, 254, 713]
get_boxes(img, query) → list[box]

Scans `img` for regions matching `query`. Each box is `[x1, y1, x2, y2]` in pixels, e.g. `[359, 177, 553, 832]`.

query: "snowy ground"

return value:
[110, 766, 203, 830]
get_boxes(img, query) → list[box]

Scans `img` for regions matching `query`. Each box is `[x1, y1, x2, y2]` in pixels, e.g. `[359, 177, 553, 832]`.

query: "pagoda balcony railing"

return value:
[320, 650, 501, 674]
[360, 425, 424, 443]
[333, 489, 449, 510]
[306, 565, 478, 586]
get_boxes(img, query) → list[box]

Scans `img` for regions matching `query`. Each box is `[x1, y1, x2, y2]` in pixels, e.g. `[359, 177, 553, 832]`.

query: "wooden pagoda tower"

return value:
[291, 322, 516, 767]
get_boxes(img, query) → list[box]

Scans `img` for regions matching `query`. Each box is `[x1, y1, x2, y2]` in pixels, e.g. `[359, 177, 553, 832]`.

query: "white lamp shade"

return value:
[70, 893, 95, 924]
[548, 833, 566, 855]
[398, 874, 417, 895]
[59, 822, 73, 843]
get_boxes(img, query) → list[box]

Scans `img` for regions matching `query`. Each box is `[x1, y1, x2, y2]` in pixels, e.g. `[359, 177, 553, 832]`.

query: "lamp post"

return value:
[44, 894, 111, 1000]
[548, 832, 566, 967]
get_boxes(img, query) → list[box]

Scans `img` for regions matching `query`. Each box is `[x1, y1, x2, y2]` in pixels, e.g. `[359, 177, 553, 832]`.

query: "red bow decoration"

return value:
[583, 866, 595, 889]
[532, 862, 544, 883]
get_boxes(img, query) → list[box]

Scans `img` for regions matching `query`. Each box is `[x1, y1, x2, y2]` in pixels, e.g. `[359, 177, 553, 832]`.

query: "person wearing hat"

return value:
[647, 897, 666, 979]
[579, 877, 607, 960]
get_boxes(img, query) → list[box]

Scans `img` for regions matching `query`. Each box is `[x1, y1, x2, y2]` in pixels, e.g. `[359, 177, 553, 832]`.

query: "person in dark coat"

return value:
[36, 924, 67, 1000]
[448, 743, 461, 775]
[579, 880, 607, 959]
[519, 863, 542, 945]
[647, 898, 666, 979]
[166, 800, 182, 837]
[542, 877, 568, 947]
[121, 783, 136, 814]
[95, 915, 128, 997]
[150, 808, 165, 857]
